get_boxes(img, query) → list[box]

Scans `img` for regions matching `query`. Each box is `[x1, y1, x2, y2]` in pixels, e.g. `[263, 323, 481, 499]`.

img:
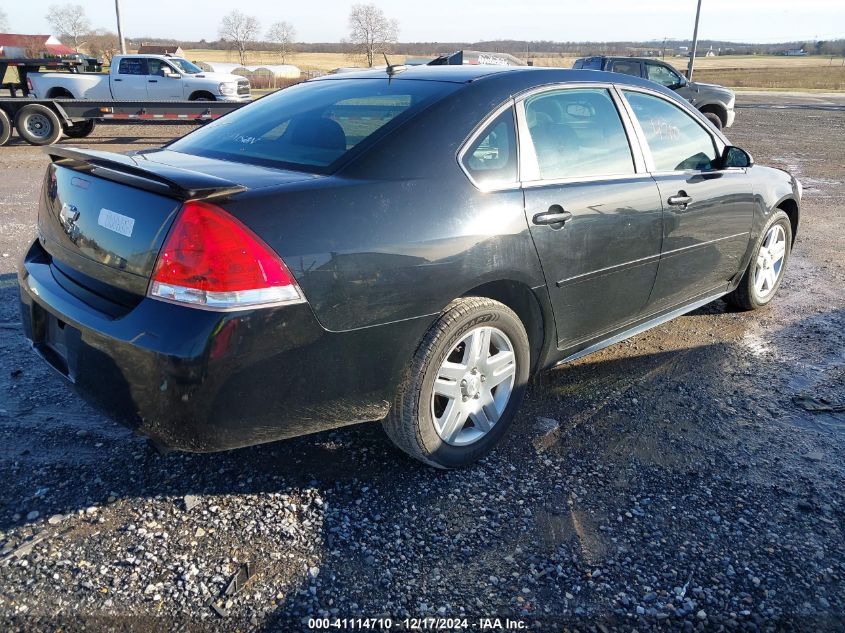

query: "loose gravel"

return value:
[1, 98, 844, 631]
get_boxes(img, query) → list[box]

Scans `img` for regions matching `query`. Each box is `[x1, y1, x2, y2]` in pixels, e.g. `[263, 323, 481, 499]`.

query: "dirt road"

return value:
[0, 99, 843, 631]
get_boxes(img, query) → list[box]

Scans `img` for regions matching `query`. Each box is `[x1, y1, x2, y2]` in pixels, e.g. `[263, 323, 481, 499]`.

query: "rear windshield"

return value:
[168, 78, 460, 173]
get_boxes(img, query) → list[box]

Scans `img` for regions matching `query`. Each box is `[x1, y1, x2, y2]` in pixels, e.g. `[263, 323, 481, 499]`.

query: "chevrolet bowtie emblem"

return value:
[59, 203, 80, 228]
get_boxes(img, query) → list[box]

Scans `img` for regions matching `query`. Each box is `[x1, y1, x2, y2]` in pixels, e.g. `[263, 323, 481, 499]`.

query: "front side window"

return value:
[624, 91, 718, 171]
[645, 63, 682, 88]
[118, 58, 146, 75]
[147, 59, 175, 76]
[461, 108, 517, 187]
[169, 79, 459, 172]
[523, 88, 634, 180]
[169, 58, 202, 74]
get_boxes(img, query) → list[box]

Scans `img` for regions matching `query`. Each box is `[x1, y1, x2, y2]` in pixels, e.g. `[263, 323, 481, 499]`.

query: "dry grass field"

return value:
[183, 49, 352, 74]
[3, 50, 843, 91]
[526, 53, 845, 90]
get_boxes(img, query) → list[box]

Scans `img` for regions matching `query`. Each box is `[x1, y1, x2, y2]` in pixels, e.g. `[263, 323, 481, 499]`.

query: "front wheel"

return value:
[726, 210, 792, 310]
[703, 111, 723, 131]
[383, 297, 530, 469]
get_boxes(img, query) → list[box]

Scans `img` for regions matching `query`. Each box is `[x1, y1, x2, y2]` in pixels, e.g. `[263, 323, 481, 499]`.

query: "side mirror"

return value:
[721, 145, 753, 169]
[162, 68, 178, 78]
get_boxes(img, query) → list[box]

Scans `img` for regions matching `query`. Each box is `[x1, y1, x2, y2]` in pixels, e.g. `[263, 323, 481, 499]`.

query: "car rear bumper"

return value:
[18, 240, 423, 452]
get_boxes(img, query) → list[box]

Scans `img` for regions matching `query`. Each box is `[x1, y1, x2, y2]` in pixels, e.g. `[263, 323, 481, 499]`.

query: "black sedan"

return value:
[18, 65, 801, 468]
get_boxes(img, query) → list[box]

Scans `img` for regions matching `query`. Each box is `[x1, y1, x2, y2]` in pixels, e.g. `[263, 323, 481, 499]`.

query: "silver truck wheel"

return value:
[0, 109, 11, 146]
[15, 104, 62, 146]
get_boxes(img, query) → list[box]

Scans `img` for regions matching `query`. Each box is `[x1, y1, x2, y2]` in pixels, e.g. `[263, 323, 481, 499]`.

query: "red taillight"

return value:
[149, 200, 303, 309]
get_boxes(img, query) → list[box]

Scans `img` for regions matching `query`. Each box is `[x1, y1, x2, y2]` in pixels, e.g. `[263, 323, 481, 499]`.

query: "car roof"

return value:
[312, 65, 679, 98]
[314, 64, 524, 83]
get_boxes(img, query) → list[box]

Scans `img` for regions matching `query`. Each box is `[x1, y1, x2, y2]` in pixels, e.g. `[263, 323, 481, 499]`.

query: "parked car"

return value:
[573, 56, 736, 129]
[18, 66, 800, 468]
[26, 54, 251, 102]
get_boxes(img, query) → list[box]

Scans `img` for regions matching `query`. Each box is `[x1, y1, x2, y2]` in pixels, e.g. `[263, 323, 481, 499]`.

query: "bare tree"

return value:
[266, 21, 296, 64]
[347, 4, 399, 67]
[86, 29, 120, 64]
[45, 4, 92, 51]
[0, 8, 9, 32]
[218, 10, 259, 65]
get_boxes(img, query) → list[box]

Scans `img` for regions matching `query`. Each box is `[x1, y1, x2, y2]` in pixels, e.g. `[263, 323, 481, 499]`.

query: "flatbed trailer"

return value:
[0, 97, 248, 146]
[0, 58, 248, 147]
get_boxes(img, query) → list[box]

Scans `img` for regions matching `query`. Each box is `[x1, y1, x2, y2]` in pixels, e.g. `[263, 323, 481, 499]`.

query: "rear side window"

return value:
[624, 91, 718, 171]
[579, 58, 604, 70]
[461, 108, 517, 188]
[523, 88, 634, 180]
[169, 79, 459, 173]
[609, 60, 642, 77]
[118, 58, 147, 75]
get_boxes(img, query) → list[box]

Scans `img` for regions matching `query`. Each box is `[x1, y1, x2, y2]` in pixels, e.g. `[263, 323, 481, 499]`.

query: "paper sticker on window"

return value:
[98, 208, 135, 238]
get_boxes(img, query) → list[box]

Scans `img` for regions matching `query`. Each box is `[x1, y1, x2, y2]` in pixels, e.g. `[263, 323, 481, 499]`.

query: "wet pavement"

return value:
[0, 96, 843, 631]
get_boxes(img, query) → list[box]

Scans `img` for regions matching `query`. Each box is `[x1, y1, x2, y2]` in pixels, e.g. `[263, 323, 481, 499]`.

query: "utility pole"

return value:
[115, 0, 127, 55]
[687, 0, 702, 79]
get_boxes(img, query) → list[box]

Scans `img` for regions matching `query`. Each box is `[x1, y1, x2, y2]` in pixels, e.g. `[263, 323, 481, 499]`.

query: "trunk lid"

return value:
[38, 147, 316, 302]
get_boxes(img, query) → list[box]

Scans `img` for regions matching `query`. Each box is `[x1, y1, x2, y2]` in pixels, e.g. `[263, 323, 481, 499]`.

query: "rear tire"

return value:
[64, 119, 96, 139]
[726, 210, 792, 311]
[15, 104, 62, 146]
[0, 109, 11, 146]
[383, 297, 530, 469]
[703, 111, 723, 130]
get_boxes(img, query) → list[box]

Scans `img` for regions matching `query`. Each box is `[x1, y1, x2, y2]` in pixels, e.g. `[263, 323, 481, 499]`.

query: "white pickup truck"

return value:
[27, 54, 251, 102]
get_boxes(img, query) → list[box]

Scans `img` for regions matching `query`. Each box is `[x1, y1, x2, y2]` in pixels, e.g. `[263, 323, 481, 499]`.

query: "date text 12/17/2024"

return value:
[307, 617, 528, 630]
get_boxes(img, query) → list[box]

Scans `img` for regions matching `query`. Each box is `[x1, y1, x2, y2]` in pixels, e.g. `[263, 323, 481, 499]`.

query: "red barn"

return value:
[0, 34, 77, 58]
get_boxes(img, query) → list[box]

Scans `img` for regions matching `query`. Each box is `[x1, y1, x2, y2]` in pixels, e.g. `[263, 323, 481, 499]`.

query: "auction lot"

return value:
[0, 94, 844, 631]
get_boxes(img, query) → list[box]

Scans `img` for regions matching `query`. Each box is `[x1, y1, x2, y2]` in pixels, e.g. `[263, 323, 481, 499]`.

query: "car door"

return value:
[145, 59, 183, 100]
[620, 89, 754, 310]
[112, 57, 149, 99]
[608, 59, 643, 79]
[518, 86, 664, 348]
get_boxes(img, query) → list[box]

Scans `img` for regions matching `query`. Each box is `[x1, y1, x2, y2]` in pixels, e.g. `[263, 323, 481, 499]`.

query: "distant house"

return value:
[136, 44, 184, 56]
[0, 33, 76, 58]
[783, 48, 807, 56]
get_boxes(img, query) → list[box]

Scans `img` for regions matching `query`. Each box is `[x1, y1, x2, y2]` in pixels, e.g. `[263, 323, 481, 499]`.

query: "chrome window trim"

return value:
[457, 100, 521, 193]
[515, 99, 540, 182]
[521, 171, 654, 190]
[513, 83, 644, 186]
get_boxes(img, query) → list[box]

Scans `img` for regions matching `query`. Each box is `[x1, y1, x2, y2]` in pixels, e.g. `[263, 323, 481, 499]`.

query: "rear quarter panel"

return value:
[220, 80, 548, 334]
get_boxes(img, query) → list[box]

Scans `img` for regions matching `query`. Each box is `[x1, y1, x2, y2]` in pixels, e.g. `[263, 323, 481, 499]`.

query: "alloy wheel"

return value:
[431, 325, 516, 446]
[753, 224, 787, 299]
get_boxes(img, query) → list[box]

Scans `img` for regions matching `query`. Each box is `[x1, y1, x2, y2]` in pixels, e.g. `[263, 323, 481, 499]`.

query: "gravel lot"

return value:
[1, 95, 844, 632]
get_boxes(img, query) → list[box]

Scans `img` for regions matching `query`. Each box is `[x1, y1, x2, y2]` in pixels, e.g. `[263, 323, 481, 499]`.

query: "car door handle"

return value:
[114, 78, 122, 82]
[667, 194, 693, 207]
[533, 209, 573, 226]
[148, 79, 158, 83]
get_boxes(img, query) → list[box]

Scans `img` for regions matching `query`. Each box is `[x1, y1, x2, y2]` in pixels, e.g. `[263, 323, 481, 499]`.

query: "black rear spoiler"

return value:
[44, 146, 247, 201]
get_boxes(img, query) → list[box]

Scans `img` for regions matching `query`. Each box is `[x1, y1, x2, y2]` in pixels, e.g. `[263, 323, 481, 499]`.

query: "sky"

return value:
[2, 0, 844, 44]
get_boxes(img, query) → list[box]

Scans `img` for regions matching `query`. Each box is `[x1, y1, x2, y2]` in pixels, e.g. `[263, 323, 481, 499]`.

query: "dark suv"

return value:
[573, 56, 735, 129]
